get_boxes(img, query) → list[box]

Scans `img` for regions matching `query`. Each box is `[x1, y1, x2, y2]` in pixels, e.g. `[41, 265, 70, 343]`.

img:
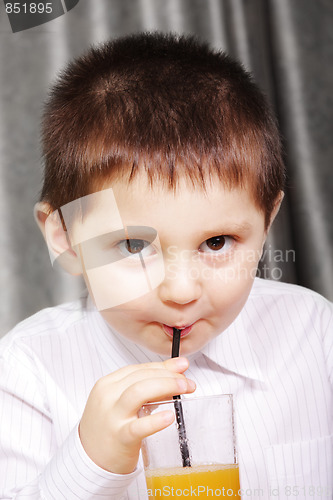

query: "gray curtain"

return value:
[0, 0, 332, 337]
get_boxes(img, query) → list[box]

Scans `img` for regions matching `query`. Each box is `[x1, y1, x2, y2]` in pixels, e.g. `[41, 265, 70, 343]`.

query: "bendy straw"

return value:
[172, 328, 191, 467]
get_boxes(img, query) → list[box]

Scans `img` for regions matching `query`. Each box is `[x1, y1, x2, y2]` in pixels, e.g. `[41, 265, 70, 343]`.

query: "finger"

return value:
[97, 357, 189, 386]
[126, 411, 176, 443]
[118, 376, 196, 416]
[112, 367, 189, 395]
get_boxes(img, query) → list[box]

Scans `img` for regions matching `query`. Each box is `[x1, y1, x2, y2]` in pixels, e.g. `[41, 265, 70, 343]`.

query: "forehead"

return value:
[60, 173, 264, 247]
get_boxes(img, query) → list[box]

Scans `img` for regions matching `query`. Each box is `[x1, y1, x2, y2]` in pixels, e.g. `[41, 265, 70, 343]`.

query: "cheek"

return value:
[97, 286, 157, 330]
[205, 264, 255, 313]
[81, 257, 164, 311]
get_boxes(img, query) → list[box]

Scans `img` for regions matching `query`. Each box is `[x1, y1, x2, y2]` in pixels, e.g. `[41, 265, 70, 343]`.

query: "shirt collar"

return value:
[200, 313, 266, 383]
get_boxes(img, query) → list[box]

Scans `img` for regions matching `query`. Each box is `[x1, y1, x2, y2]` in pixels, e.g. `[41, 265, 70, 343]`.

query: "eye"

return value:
[199, 235, 233, 254]
[116, 239, 156, 258]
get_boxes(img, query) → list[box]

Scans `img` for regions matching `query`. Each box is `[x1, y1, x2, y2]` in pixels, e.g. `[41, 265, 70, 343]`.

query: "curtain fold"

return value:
[267, 0, 333, 298]
[0, 0, 332, 336]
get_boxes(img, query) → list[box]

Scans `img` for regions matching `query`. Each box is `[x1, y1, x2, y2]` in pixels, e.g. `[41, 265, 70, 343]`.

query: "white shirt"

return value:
[0, 278, 332, 500]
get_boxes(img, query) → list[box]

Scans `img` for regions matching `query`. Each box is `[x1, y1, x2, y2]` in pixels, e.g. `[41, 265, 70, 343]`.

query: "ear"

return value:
[265, 191, 284, 235]
[34, 202, 82, 275]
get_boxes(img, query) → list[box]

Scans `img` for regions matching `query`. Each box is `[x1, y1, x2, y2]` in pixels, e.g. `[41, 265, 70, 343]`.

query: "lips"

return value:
[162, 323, 194, 338]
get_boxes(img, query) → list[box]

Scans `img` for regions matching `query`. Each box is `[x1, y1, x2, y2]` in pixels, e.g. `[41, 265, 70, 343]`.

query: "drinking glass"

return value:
[139, 394, 241, 499]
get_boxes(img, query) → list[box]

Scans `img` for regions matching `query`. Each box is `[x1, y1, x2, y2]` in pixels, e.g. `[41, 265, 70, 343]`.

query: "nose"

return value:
[158, 255, 202, 305]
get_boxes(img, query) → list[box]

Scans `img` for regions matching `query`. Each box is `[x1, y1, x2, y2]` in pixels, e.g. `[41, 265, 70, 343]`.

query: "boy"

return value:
[0, 32, 332, 499]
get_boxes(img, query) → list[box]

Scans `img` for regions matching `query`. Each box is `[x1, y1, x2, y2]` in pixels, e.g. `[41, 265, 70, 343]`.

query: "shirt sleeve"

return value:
[39, 424, 141, 499]
[0, 341, 141, 499]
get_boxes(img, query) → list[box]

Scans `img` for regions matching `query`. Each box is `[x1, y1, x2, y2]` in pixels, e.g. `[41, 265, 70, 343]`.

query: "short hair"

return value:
[40, 31, 285, 227]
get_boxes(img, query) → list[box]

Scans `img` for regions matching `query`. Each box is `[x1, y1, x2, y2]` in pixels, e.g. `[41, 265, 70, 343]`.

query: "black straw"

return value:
[172, 328, 191, 468]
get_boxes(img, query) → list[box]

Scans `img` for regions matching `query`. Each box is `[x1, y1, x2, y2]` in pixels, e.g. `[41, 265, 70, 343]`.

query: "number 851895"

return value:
[5, 3, 53, 14]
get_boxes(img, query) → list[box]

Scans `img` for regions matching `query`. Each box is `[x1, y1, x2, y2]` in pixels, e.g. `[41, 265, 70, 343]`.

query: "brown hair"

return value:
[40, 32, 285, 227]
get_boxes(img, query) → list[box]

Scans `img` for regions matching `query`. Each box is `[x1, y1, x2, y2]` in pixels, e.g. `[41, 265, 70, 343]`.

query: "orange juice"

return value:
[145, 464, 240, 498]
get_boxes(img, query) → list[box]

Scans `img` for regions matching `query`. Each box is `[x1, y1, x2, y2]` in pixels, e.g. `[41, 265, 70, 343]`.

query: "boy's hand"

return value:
[78, 357, 196, 474]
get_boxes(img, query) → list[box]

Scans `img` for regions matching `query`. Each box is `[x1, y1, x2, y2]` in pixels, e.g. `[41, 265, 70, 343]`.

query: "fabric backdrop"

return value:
[0, 0, 332, 337]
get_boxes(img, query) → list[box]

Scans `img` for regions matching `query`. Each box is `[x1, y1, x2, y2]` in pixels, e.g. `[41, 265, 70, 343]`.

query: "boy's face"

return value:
[71, 174, 269, 356]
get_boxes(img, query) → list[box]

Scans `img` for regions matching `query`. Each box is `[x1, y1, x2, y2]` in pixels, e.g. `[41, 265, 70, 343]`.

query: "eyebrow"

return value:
[199, 222, 253, 239]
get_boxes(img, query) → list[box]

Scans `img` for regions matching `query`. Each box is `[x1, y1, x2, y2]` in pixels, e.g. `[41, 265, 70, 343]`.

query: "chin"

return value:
[177, 338, 206, 357]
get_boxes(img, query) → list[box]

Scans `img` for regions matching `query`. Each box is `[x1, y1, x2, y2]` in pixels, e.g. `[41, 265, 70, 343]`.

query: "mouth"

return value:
[162, 323, 195, 339]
